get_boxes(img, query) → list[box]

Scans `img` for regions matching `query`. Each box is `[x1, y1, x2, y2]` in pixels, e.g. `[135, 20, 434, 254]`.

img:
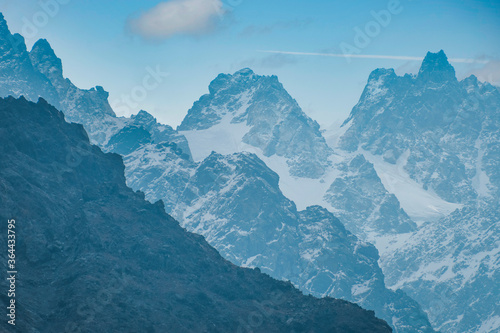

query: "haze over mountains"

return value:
[0, 11, 498, 333]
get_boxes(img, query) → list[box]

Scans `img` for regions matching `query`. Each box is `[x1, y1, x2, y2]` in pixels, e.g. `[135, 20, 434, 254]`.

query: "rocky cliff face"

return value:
[324, 154, 415, 236]
[0, 96, 392, 333]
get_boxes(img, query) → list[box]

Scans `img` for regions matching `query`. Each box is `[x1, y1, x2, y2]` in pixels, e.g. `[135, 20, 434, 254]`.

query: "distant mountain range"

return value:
[1, 11, 498, 333]
[0, 96, 392, 332]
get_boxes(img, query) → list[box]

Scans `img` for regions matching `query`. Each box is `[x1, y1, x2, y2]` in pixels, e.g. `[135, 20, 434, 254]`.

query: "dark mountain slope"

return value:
[0, 96, 391, 333]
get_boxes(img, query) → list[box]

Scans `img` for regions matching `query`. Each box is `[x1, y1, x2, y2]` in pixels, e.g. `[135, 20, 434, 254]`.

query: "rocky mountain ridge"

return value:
[0, 13, 434, 333]
[0, 96, 393, 332]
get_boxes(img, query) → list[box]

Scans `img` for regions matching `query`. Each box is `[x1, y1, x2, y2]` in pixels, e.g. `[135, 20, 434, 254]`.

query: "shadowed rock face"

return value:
[0, 96, 392, 333]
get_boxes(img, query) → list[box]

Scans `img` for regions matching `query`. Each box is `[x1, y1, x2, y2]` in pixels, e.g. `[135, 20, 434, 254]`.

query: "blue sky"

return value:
[1, 0, 499, 127]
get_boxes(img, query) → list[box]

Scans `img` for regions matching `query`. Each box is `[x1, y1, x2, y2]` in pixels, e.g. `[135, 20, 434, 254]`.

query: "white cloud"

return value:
[129, 0, 224, 39]
[466, 60, 500, 86]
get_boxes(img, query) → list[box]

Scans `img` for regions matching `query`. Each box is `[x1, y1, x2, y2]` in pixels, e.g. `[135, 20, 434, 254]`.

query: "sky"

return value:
[1, 0, 499, 128]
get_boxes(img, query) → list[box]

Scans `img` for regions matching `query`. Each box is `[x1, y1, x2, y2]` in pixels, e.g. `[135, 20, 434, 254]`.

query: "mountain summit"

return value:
[29, 38, 64, 85]
[0, 15, 58, 104]
[179, 68, 332, 178]
[417, 50, 457, 83]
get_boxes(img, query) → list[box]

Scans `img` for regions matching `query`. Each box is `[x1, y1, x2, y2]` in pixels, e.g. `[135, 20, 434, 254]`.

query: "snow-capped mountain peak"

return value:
[130, 109, 157, 127]
[179, 68, 332, 178]
[0, 13, 28, 62]
[0, 14, 61, 106]
[207, 67, 260, 94]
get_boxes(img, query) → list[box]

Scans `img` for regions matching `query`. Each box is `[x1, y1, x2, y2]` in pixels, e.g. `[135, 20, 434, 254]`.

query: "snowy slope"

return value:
[361, 150, 462, 224]
[180, 109, 251, 161]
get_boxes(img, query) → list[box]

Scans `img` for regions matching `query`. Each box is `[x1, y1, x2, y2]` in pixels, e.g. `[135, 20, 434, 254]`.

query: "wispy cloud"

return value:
[128, 0, 224, 40]
[258, 50, 490, 64]
[465, 60, 500, 86]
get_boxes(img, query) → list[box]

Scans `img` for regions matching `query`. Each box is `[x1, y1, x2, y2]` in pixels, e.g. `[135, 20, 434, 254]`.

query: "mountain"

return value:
[167, 151, 434, 333]
[176, 68, 416, 239]
[339, 50, 485, 203]
[0, 13, 57, 105]
[0, 14, 433, 333]
[0, 96, 393, 333]
[178, 68, 332, 179]
[324, 154, 416, 236]
[336, 50, 500, 333]
[171, 51, 500, 332]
